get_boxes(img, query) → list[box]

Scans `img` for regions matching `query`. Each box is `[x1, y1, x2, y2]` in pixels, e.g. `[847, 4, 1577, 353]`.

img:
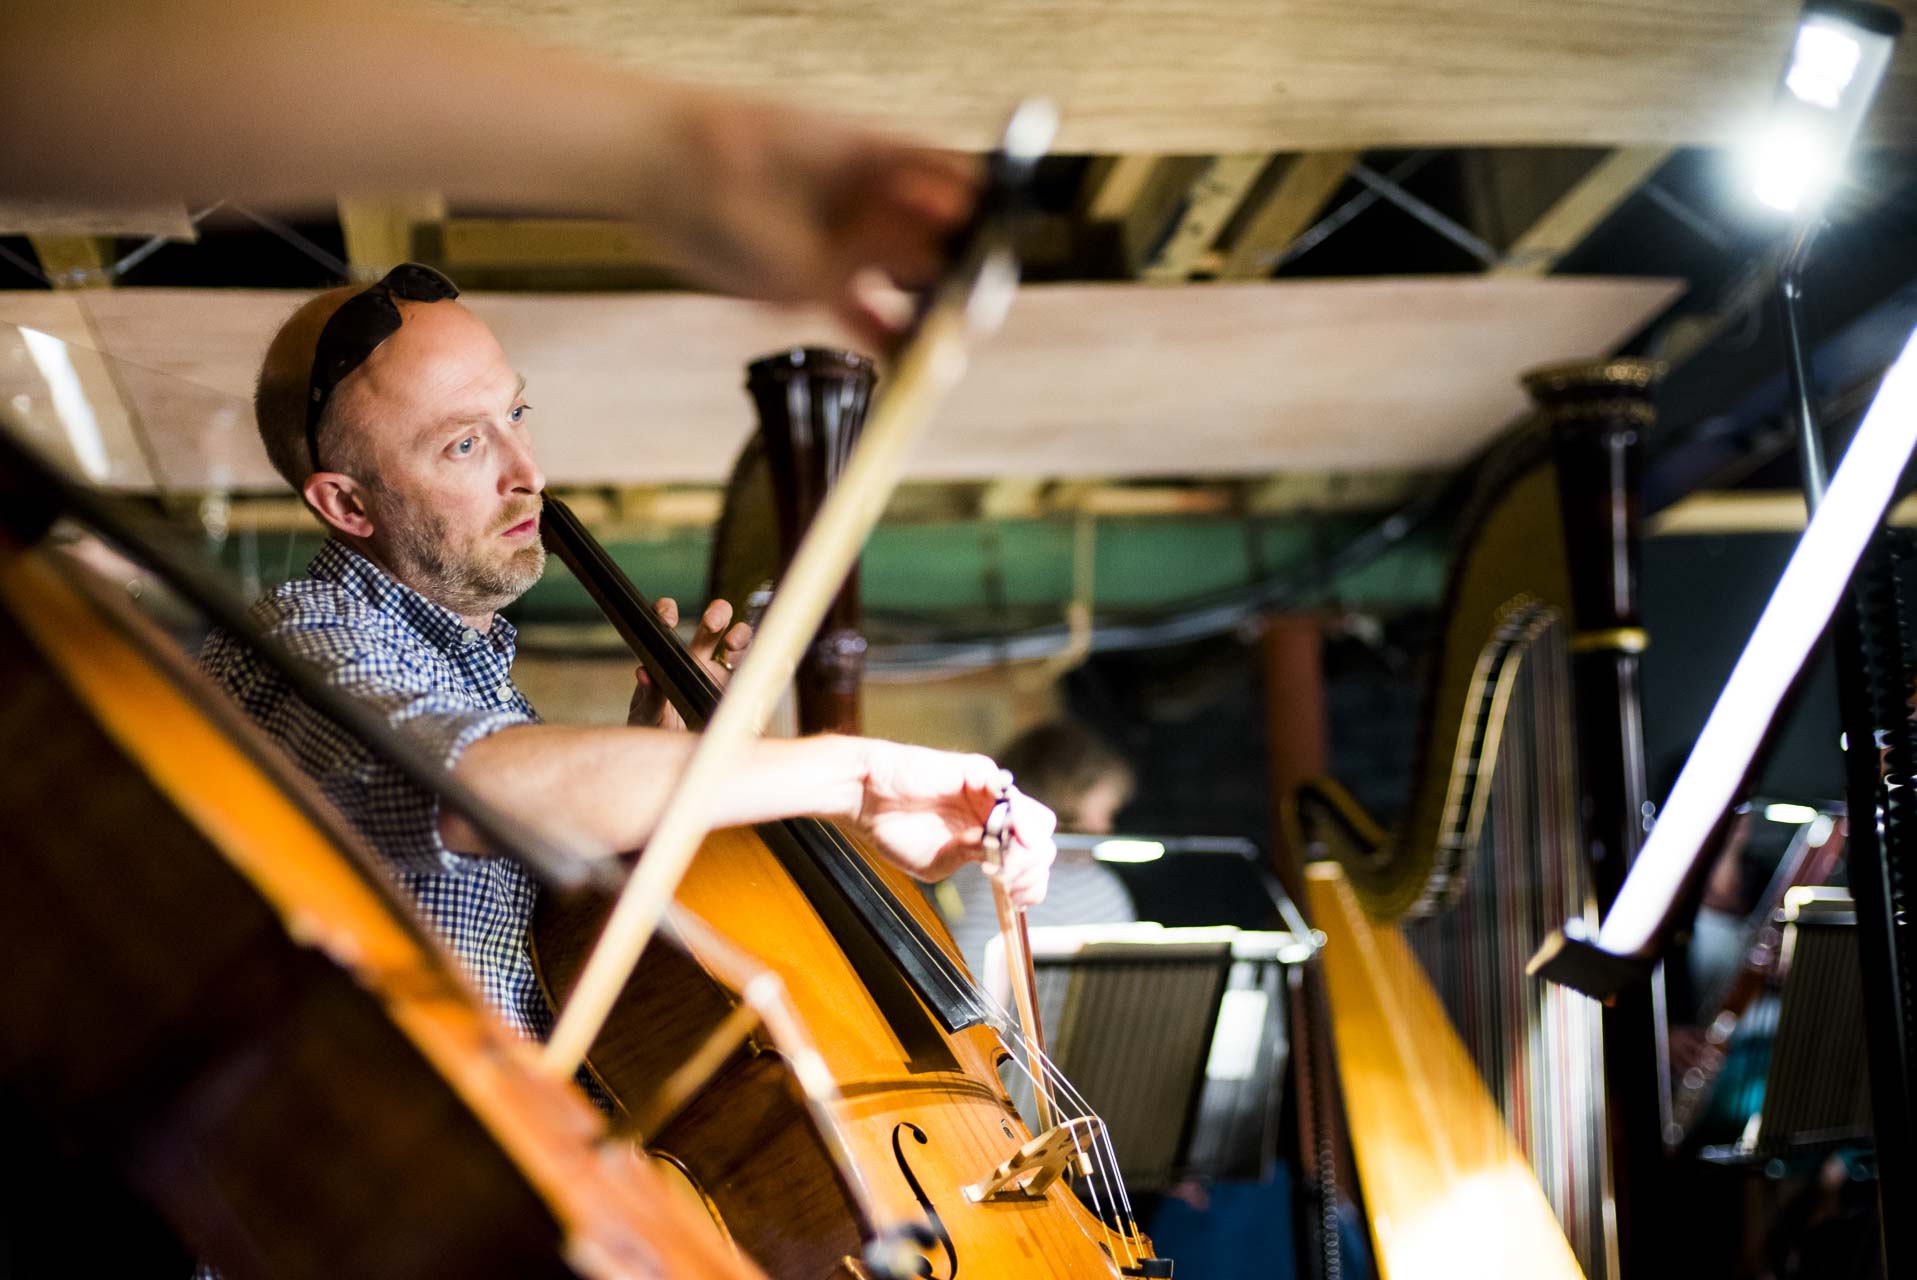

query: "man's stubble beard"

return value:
[378, 496, 546, 618]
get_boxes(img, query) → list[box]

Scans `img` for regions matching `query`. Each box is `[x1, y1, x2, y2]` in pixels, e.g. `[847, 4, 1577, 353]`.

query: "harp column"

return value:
[1523, 357, 1665, 1280]
[746, 348, 878, 737]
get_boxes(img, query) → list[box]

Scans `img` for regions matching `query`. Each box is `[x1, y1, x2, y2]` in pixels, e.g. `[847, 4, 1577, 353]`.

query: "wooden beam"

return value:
[438, 217, 677, 270]
[28, 236, 111, 290]
[1246, 470, 1425, 515]
[977, 476, 1048, 520]
[337, 194, 446, 278]
[1219, 151, 1359, 279]
[1082, 155, 1165, 222]
[434, 1, 1914, 151]
[1492, 147, 1673, 276]
[1651, 490, 1917, 536]
[1141, 154, 1270, 282]
[1081, 155, 1213, 276]
[0, 201, 194, 240]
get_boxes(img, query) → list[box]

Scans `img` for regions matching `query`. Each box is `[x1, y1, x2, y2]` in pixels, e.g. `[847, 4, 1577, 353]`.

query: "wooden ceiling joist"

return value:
[0, 201, 196, 241]
[1081, 155, 1213, 276]
[1141, 154, 1271, 282]
[1082, 155, 1165, 222]
[337, 194, 447, 279]
[28, 236, 112, 291]
[1219, 151, 1361, 280]
[1492, 147, 1675, 276]
[435, 0, 1917, 151]
[1651, 490, 1917, 536]
[437, 218, 677, 270]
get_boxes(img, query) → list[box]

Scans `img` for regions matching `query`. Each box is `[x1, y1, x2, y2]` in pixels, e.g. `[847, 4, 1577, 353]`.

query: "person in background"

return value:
[936, 718, 1139, 979]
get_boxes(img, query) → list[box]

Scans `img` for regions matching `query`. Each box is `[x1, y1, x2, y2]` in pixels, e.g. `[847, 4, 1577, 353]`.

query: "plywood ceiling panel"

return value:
[432, 0, 1917, 151]
[0, 277, 1682, 491]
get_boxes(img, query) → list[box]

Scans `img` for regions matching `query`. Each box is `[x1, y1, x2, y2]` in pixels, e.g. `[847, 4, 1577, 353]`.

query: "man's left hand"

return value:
[627, 597, 751, 731]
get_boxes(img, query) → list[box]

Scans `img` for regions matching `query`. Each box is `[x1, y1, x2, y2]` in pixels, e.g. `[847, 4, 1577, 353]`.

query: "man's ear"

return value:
[303, 472, 375, 539]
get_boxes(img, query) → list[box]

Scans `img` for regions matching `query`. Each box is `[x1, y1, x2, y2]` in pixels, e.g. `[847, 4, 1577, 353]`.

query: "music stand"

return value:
[1700, 888, 1872, 1164]
[985, 922, 1319, 1190]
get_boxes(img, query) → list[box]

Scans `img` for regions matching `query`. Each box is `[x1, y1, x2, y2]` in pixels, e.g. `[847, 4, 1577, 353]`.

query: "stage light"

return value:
[1763, 802, 1821, 824]
[1749, 1, 1901, 214]
[1092, 839, 1166, 863]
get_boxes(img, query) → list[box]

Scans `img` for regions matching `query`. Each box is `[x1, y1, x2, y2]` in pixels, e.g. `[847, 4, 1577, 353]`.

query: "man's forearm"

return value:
[442, 722, 872, 857]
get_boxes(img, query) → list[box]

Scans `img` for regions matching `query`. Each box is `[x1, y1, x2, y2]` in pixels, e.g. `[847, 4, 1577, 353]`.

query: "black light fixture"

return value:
[1748, 0, 1901, 220]
[1758, 0, 1903, 505]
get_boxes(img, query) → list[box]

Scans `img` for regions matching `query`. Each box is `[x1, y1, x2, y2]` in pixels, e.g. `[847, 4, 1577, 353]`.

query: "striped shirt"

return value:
[200, 538, 550, 1040]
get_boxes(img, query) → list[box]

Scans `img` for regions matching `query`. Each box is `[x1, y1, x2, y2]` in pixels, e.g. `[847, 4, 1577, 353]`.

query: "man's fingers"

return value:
[690, 598, 735, 662]
[1008, 790, 1057, 843]
[884, 150, 981, 227]
[723, 621, 752, 653]
[654, 597, 679, 628]
[997, 846, 1053, 908]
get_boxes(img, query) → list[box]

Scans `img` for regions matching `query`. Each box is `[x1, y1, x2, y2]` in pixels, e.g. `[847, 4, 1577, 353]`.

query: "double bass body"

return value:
[536, 827, 1148, 1280]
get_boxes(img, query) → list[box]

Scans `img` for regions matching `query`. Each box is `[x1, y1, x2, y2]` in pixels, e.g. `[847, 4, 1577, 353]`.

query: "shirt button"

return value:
[496, 684, 514, 702]
[459, 627, 481, 646]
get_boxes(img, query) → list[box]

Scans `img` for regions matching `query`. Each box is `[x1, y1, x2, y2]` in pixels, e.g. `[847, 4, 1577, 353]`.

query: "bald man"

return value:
[200, 267, 1055, 1043]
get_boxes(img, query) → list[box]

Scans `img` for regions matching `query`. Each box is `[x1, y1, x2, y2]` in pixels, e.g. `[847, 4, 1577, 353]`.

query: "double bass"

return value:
[532, 494, 1167, 1278]
[530, 105, 1169, 1279]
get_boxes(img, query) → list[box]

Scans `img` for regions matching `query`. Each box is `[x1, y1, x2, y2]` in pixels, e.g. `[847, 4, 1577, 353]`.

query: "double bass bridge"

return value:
[960, 1116, 1104, 1203]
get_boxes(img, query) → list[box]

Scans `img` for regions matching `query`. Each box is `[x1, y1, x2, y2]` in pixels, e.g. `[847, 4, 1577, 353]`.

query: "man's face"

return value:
[330, 300, 547, 617]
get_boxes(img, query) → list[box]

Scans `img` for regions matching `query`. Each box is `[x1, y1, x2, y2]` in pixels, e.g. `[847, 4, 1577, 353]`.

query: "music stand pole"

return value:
[1804, 219, 1917, 1277]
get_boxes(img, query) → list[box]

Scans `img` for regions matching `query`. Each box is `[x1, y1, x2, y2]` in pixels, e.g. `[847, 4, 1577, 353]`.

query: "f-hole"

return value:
[891, 1122, 959, 1279]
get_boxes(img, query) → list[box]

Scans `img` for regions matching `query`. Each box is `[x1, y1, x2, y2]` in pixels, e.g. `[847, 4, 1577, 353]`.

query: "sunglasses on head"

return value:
[304, 262, 460, 473]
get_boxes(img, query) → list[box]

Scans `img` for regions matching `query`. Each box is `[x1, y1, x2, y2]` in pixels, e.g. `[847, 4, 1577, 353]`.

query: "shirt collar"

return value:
[308, 538, 516, 657]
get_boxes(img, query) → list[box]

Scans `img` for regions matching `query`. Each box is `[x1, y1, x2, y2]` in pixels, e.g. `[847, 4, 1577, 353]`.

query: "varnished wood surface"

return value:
[430, 0, 1917, 151]
[0, 278, 1682, 488]
[538, 821, 1152, 1278]
[1303, 862, 1586, 1280]
[0, 544, 761, 1280]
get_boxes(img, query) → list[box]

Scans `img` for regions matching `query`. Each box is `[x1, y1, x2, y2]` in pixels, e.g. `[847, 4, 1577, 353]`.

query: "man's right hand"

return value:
[847, 740, 1057, 908]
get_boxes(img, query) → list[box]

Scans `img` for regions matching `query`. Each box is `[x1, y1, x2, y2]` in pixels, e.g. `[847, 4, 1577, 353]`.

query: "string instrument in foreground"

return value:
[533, 494, 1167, 1278]
[1290, 360, 1667, 1280]
[0, 420, 761, 1280]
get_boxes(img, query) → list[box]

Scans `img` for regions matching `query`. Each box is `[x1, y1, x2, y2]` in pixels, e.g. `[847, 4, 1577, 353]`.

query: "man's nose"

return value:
[501, 429, 545, 495]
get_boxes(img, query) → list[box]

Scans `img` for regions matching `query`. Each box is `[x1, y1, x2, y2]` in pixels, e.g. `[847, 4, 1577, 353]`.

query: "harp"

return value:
[1288, 360, 1665, 1280]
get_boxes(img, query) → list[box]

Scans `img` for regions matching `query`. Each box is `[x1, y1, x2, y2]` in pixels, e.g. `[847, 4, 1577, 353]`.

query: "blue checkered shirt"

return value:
[200, 539, 551, 1041]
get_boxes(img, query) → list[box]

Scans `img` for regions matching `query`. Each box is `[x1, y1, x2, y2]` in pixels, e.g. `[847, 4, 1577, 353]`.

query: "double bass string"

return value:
[817, 825, 1144, 1268]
